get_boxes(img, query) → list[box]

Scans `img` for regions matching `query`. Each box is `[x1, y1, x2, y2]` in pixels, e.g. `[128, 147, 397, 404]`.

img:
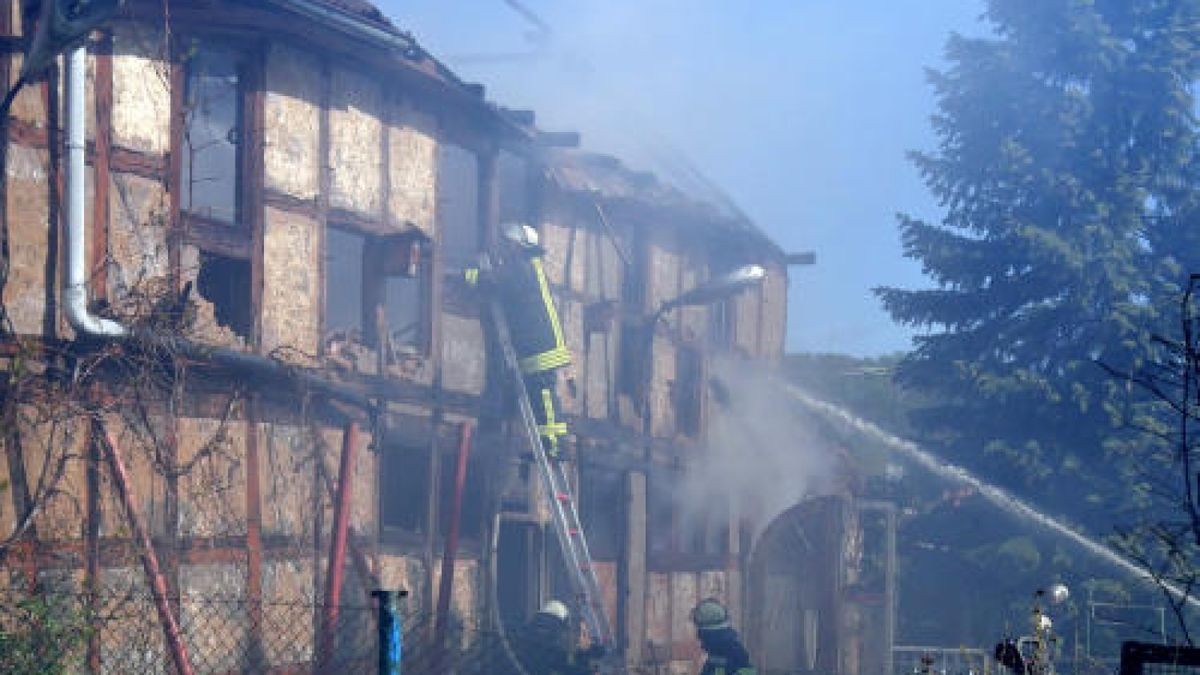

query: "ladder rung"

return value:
[489, 300, 614, 649]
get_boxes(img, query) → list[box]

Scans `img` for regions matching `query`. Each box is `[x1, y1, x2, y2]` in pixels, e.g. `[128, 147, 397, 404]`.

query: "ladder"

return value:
[486, 299, 616, 652]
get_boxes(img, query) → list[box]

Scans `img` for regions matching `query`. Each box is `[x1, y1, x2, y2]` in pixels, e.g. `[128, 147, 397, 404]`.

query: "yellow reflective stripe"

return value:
[538, 388, 568, 438]
[518, 346, 571, 374]
[538, 423, 568, 436]
[464, 268, 479, 285]
[541, 389, 556, 426]
[531, 258, 566, 349]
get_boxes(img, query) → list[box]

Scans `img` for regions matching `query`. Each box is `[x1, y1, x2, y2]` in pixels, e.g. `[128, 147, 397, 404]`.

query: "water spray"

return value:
[779, 381, 1200, 612]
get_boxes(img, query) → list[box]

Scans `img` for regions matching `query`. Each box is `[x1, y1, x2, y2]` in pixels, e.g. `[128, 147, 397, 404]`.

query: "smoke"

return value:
[675, 355, 840, 541]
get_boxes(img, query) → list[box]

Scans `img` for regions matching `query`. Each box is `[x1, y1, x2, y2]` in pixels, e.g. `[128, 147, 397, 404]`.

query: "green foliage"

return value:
[876, 0, 1200, 529]
[0, 591, 93, 674]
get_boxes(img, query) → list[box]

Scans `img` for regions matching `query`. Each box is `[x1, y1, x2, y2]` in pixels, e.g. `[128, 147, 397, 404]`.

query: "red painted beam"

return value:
[99, 424, 194, 675]
[434, 422, 474, 660]
[318, 421, 359, 670]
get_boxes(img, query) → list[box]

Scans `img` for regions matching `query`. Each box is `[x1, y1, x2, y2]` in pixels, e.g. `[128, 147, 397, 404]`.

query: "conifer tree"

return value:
[877, 0, 1200, 523]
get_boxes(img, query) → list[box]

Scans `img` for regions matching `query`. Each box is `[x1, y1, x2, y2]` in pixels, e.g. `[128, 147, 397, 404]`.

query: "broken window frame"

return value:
[178, 37, 252, 238]
[674, 344, 704, 438]
[324, 223, 434, 360]
[375, 233, 433, 358]
[437, 142, 481, 271]
[324, 224, 369, 346]
[578, 463, 624, 561]
[647, 465, 731, 571]
[379, 441, 431, 543]
[171, 35, 262, 343]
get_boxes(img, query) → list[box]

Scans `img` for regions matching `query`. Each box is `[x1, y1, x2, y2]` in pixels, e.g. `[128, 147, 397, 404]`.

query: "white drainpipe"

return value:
[64, 45, 125, 338]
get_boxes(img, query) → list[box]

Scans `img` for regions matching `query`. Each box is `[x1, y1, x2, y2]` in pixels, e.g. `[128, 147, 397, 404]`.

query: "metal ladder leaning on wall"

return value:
[485, 299, 617, 654]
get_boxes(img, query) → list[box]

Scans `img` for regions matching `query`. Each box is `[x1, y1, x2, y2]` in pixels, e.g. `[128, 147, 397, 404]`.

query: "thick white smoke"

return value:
[676, 355, 840, 540]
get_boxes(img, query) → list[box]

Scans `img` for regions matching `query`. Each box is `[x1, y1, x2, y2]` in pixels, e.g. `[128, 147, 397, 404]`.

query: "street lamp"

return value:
[650, 264, 767, 326]
[639, 264, 767, 434]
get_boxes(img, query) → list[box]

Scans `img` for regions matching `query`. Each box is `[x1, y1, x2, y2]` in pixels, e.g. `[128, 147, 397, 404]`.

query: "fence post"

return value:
[374, 589, 406, 675]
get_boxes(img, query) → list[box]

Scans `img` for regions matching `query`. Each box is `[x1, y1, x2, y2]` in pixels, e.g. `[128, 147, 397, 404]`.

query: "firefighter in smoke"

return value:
[466, 223, 572, 458]
[692, 598, 756, 675]
[514, 600, 603, 675]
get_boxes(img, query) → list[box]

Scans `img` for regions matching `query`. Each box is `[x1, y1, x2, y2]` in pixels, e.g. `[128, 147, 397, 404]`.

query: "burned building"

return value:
[0, 1, 857, 673]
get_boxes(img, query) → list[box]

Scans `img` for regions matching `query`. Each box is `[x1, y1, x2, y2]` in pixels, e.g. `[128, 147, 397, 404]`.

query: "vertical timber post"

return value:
[434, 422, 474, 666]
[99, 424, 194, 675]
[623, 470, 647, 666]
[320, 420, 361, 670]
[84, 419, 102, 673]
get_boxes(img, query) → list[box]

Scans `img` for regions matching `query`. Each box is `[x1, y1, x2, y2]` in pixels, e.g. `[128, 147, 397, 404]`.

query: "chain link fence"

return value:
[893, 646, 991, 675]
[0, 584, 383, 674]
[0, 584, 593, 674]
[1120, 642, 1200, 675]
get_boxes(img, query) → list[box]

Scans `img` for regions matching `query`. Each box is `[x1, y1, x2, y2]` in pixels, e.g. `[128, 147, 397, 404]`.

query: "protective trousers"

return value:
[524, 370, 567, 458]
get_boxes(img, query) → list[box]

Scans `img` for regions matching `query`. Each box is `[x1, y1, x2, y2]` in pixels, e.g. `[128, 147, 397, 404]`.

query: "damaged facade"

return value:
[0, 0, 864, 672]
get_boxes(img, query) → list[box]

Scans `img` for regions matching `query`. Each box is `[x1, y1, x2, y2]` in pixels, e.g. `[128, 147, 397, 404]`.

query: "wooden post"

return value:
[99, 424, 194, 675]
[434, 422, 474, 665]
[624, 470, 647, 666]
[318, 421, 360, 670]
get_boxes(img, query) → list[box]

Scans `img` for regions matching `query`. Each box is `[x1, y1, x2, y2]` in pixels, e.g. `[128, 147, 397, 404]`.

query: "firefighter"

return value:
[692, 598, 756, 675]
[515, 600, 597, 675]
[466, 223, 572, 458]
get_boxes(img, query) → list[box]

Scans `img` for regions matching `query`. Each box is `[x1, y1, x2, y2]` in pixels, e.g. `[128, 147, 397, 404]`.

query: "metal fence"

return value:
[0, 584, 589, 674]
[1120, 642, 1200, 675]
[0, 585, 400, 674]
[894, 645, 991, 675]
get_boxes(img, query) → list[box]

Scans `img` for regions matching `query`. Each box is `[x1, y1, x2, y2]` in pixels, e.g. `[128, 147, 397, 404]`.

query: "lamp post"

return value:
[639, 264, 767, 437]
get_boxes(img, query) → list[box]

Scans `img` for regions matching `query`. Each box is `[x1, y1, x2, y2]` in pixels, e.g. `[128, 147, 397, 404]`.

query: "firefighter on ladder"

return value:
[466, 222, 572, 459]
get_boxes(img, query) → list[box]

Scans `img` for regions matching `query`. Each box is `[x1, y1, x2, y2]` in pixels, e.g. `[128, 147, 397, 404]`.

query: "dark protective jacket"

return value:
[698, 628, 756, 675]
[475, 250, 570, 375]
[466, 248, 572, 454]
[513, 615, 592, 675]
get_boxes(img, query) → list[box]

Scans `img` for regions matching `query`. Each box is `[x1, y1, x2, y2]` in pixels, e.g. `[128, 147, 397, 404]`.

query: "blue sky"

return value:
[377, 1, 988, 356]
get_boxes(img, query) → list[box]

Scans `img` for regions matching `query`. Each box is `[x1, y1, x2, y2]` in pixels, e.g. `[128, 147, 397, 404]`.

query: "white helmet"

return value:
[501, 222, 540, 249]
[537, 599, 570, 623]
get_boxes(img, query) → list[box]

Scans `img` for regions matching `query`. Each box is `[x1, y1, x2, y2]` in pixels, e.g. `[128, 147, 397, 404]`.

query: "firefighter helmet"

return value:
[691, 598, 731, 631]
[501, 222, 540, 249]
[537, 599, 570, 624]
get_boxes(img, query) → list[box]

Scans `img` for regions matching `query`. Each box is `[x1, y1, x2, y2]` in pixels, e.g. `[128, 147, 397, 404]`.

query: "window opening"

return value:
[195, 251, 251, 339]
[181, 42, 243, 226]
[325, 226, 366, 341]
[438, 144, 480, 269]
[381, 444, 430, 533]
[380, 236, 429, 355]
[675, 346, 703, 437]
[616, 322, 645, 399]
[647, 471, 676, 556]
[579, 465, 623, 561]
[621, 228, 647, 311]
[710, 296, 735, 348]
[497, 150, 529, 224]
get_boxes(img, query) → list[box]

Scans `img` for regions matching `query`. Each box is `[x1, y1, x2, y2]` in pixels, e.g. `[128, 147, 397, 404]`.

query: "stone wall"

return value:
[261, 207, 321, 358]
[264, 45, 322, 202]
[388, 104, 439, 237]
[329, 68, 383, 217]
[3, 145, 51, 335]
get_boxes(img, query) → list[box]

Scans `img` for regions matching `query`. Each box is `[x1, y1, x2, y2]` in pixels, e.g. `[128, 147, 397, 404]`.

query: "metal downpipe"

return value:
[64, 45, 125, 338]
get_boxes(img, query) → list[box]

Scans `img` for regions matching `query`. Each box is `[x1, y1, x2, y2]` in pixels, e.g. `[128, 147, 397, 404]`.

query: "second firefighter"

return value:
[467, 222, 572, 458]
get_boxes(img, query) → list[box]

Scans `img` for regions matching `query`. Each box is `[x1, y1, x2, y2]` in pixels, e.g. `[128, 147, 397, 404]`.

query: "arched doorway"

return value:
[748, 495, 852, 675]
